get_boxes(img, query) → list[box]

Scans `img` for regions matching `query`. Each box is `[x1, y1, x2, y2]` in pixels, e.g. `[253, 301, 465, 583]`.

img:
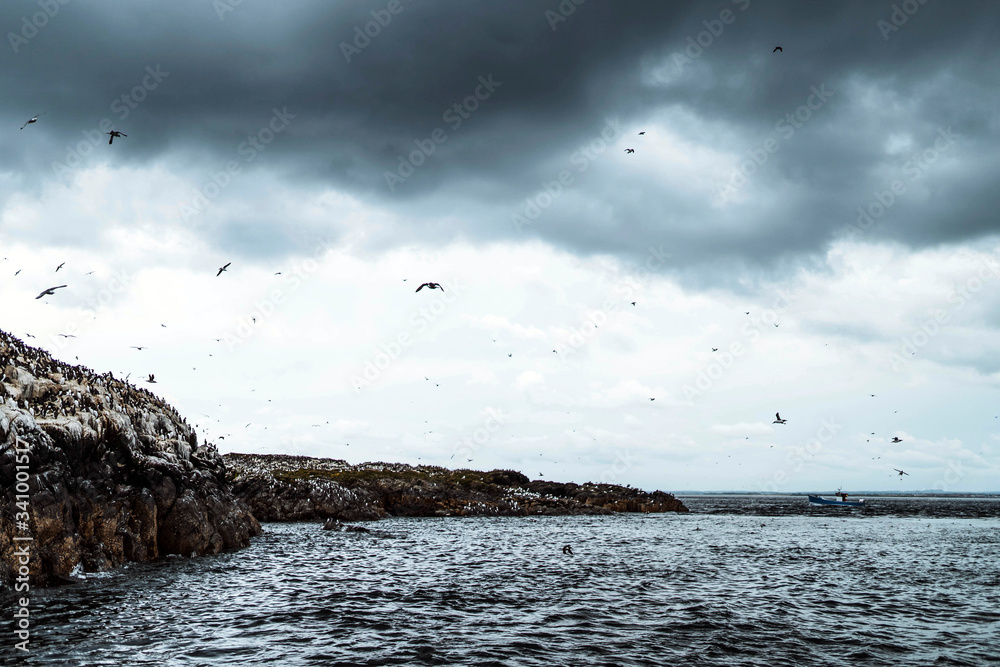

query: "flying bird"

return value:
[35, 285, 67, 299]
[415, 282, 443, 292]
[217, 262, 231, 276]
[57, 334, 76, 338]
[773, 413, 787, 424]
[107, 130, 127, 144]
[20, 113, 45, 130]
[773, 46, 782, 53]
[894, 468, 909, 477]
[130, 346, 147, 350]
[712, 348, 718, 352]
[624, 148, 635, 154]
[146, 374, 156, 383]
[891, 437, 902, 443]
[638, 132, 645, 135]
[55, 262, 65, 272]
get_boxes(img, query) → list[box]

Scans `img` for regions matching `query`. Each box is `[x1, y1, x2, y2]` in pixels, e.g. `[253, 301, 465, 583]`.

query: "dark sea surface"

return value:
[8, 495, 1000, 666]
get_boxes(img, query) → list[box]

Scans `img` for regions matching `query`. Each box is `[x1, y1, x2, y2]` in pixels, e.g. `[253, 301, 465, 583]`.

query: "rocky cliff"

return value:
[224, 453, 688, 520]
[0, 329, 261, 589]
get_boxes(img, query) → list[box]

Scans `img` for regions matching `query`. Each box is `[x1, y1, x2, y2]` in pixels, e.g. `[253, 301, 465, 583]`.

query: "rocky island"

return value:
[1, 328, 685, 590]
[224, 453, 688, 521]
[0, 329, 260, 588]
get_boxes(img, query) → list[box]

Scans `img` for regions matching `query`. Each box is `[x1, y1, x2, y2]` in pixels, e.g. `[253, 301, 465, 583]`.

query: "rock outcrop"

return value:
[0, 329, 261, 589]
[225, 453, 688, 520]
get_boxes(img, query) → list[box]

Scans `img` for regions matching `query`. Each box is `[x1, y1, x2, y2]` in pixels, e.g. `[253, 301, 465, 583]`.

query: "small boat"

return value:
[808, 491, 865, 507]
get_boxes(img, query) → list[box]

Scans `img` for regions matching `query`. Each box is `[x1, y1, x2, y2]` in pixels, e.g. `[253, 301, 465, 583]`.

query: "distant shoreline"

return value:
[675, 491, 999, 498]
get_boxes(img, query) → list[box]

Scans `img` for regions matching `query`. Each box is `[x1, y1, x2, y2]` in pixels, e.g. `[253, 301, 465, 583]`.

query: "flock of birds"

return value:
[15, 47, 918, 485]
[21, 112, 127, 144]
[621, 47, 914, 484]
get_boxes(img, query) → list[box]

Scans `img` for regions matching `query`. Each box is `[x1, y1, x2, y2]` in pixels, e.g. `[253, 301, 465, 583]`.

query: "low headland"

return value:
[224, 453, 688, 521]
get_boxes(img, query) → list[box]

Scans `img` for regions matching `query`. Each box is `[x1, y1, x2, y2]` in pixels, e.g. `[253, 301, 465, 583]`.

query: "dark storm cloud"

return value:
[2, 0, 998, 274]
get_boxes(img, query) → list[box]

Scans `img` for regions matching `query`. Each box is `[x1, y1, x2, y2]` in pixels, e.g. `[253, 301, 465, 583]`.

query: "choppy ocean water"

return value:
[7, 495, 1000, 666]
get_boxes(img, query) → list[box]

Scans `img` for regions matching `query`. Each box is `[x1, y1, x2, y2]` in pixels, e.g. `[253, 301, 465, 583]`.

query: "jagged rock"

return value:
[0, 329, 261, 589]
[224, 454, 688, 521]
[322, 518, 370, 533]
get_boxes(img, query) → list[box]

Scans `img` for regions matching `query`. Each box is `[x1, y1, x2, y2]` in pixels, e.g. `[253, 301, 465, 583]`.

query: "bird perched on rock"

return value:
[415, 282, 443, 292]
[107, 130, 127, 144]
[35, 285, 67, 299]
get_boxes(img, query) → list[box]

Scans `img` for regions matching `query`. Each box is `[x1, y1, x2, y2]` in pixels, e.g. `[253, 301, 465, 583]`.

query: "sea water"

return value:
[8, 496, 1000, 666]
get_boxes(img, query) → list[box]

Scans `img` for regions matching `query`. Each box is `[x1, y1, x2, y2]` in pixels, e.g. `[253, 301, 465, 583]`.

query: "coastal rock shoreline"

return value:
[0, 328, 685, 591]
[0, 329, 261, 589]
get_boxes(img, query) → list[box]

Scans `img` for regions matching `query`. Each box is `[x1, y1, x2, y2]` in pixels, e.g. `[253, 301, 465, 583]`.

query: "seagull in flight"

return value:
[35, 285, 67, 299]
[130, 346, 147, 350]
[773, 412, 787, 424]
[624, 148, 635, 154]
[891, 437, 902, 443]
[638, 132, 645, 135]
[894, 468, 909, 477]
[712, 348, 718, 352]
[107, 130, 127, 144]
[217, 262, 231, 276]
[55, 262, 65, 272]
[773, 46, 783, 53]
[415, 282, 443, 292]
[146, 374, 156, 384]
[20, 113, 45, 130]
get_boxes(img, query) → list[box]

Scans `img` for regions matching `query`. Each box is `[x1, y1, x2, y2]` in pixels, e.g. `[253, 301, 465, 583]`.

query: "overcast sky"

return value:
[2, 0, 999, 492]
